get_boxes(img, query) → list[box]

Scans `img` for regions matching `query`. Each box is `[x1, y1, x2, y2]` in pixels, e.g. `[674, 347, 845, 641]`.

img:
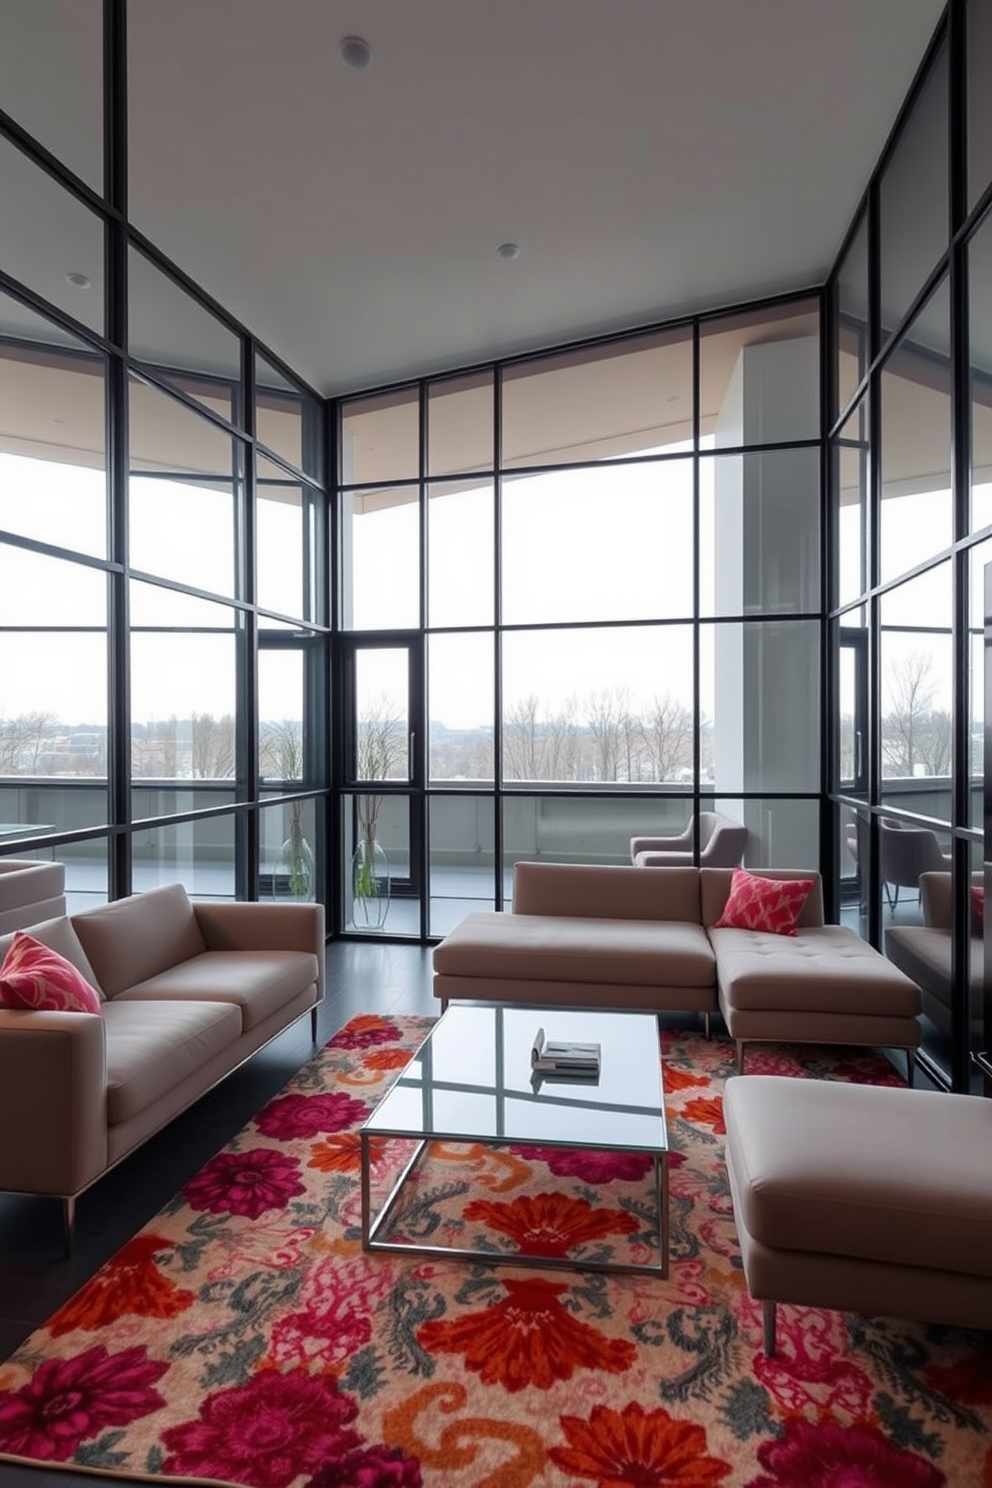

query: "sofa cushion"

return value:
[102, 998, 241, 1125]
[725, 1075, 992, 1279]
[0, 932, 102, 1014]
[711, 924, 921, 1015]
[712, 868, 816, 936]
[72, 884, 207, 999]
[434, 911, 715, 989]
[115, 950, 320, 1031]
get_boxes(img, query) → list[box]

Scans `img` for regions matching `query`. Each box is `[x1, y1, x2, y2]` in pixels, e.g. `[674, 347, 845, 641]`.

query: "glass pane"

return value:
[130, 614, 237, 791]
[0, 786, 107, 842]
[0, 631, 107, 803]
[967, 0, 992, 213]
[259, 651, 305, 782]
[129, 248, 241, 423]
[838, 804, 868, 941]
[701, 300, 819, 447]
[129, 378, 238, 598]
[700, 448, 819, 617]
[429, 633, 494, 783]
[355, 650, 409, 781]
[0, 0, 103, 189]
[718, 796, 818, 871]
[130, 579, 236, 627]
[501, 797, 694, 892]
[61, 834, 108, 913]
[879, 282, 952, 584]
[880, 42, 948, 344]
[0, 545, 105, 626]
[970, 209, 992, 532]
[502, 327, 693, 468]
[257, 456, 305, 619]
[342, 792, 416, 935]
[341, 485, 419, 630]
[701, 621, 820, 792]
[501, 626, 693, 785]
[341, 388, 418, 484]
[429, 795, 495, 936]
[428, 480, 494, 628]
[968, 541, 992, 826]
[259, 797, 316, 902]
[880, 565, 953, 822]
[133, 815, 236, 900]
[836, 213, 869, 417]
[256, 353, 320, 479]
[131, 784, 235, 821]
[0, 324, 107, 558]
[0, 134, 104, 334]
[836, 402, 869, 605]
[503, 459, 693, 626]
[836, 609, 867, 798]
[428, 370, 493, 476]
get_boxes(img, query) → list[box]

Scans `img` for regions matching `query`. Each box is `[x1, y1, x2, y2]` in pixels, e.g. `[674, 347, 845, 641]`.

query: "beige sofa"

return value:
[0, 882, 325, 1249]
[433, 862, 922, 1073]
[885, 870, 981, 1042]
[0, 858, 66, 936]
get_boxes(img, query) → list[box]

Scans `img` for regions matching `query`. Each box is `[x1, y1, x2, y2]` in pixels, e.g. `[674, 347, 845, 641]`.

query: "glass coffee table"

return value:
[360, 1004, 669, 1277]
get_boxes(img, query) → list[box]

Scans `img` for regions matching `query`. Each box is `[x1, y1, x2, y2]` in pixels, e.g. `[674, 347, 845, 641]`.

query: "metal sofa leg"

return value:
[63, 1195, 75, 1257]
[311, 1006, 319, 1043]
[762, 1298, 777, 1355]
[906, 1046, 916, 1085]
[703, 1011, 711, 1040]
[736, 1039, 745, 1074]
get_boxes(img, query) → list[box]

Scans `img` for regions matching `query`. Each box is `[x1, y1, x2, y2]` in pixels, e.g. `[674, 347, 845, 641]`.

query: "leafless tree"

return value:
[881, 652, 951, 778]
[190, 712, 236, 778]
[641, 693, 695, 782]
[355, 692, 406, 849]
[260, 718, 304, 781]
[542, 697, 578, 781]
[502, 695, 541, 781]
[587, 687, 632, 782]
[0, 712, 56, 773]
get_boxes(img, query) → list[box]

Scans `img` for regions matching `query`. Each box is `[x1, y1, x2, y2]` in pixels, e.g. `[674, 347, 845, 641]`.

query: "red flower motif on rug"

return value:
[416, 1275, 635, 1391]
[746, 1419, 946, 1487]
[463, 1191, 639, 1257]
[256, 1090, 371, 1139]
[48, 1232, 194, 1336]
[182, 1147, 306, 1219]
[508, 1144, 656, 1182]
[159, 1366, 361, 1488]
[363, 1047, 415, 1071]
[550, 1400, 732, 1486]
[331, 1014, 403, 1049]
[308, 1443, 423, 1487]
[682, 1095, 725, 1134]
[0, 1343, 168, 1460]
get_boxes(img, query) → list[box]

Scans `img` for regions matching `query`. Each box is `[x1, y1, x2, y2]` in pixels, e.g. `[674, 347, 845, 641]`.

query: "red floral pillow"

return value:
[0, 932, 102, 1013]
[971, 885, 985, 934]
[712, 868, 816, 937]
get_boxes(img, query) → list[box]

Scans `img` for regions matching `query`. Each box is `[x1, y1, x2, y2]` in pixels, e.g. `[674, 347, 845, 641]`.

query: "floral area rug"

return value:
[0, 1014, 990, 1488]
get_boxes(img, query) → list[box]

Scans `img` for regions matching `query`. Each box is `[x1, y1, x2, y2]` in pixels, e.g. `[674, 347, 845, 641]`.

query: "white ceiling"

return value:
[5, 0, 950, 398]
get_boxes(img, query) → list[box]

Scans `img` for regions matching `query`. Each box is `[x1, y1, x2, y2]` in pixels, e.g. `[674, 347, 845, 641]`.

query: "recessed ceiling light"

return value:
[497, 242, 521, 260]
[339, 35, 372, 69]
[65, 271, 91, 289]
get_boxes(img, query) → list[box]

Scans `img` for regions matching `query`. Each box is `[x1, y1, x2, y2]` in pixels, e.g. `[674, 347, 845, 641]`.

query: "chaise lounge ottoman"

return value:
[724, 1074, 992, 1353]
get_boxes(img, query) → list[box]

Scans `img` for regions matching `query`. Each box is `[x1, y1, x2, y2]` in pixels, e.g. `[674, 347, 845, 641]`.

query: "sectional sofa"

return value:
[433, 861, 922, 1074]
[0, 882, 325, 1249]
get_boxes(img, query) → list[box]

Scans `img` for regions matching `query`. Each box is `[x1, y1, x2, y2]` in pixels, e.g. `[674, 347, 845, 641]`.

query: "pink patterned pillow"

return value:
[713, 868, 816, 937]
[0, 932, 102, 1013]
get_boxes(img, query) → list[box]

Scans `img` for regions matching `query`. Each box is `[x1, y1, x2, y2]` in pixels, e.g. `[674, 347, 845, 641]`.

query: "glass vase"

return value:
[351, 833, 391, 929]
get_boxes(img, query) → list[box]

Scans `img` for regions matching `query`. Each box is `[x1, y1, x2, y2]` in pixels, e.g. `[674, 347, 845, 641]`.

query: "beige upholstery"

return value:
[433, 863, 923, 1068]
[630, 811, 748, 868]
[0, 883, 325, 1248]
[0, 858, 66, 936]
[724, 1074, 992, 1352]
[885, 870, 982, 1040]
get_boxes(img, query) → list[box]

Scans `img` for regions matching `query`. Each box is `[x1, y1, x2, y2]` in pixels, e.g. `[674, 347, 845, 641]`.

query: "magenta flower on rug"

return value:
[256, 1091, 371, 1140]
[550, 1400, 731, 1486]
[746, 1419, 945, 1487]
[267, 1254, 395, 1372]
[0, 1343, 168, 1461]
[182, 1147, 306, 1219]
[308, 1443, 423, 1487]
[507, 1145, 657, 1183]
[160, 1366, 361, 1488]
[331, 1014, 403, 1049]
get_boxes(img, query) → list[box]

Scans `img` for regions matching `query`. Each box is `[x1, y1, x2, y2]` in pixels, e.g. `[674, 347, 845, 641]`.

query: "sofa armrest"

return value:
[193, 901, 326, 999]
[630, 823, 693, 859]
[0, 1009, 108, 1196]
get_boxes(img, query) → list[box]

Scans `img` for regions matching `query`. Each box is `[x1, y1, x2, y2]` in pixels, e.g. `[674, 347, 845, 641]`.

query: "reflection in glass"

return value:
[714, 796, 818, 872]
[341, 389, 418, 485]
[501, 797, 692, 892]
[502, 328, 693, 468]
[429, 633, 493, 782]
[428, 480, 493, 628]
[501, 626, 693, 784]
[429, 795, 495, 936]
[879, 282, 952, 584]
[970, 210, 992, 532]
[503, 460, 693, 626]
[0, 134, 105, 334]
[836, 213, 869, 417]
[701, 621, 820, 793]
[129, 378, 237, 597]
[967, 541, 992, 826]
[700, 448, 819, 616]
[835, 403, 869, 605]
[879, 41, 948, 344]
[428, 370, 493, 475]
[879, 565, 952, 822]
[341, 485, 419, 630]
[702, 300, 819, 446]
[133, 815, 236, 899]
[129, 247, 241, 423]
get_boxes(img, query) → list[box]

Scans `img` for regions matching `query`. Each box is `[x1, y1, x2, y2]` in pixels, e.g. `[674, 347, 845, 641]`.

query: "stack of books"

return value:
[530, 1026, 601, 1078]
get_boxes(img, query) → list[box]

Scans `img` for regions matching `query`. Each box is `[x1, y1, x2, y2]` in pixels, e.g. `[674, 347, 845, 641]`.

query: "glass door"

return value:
[339, 634, 423, 935]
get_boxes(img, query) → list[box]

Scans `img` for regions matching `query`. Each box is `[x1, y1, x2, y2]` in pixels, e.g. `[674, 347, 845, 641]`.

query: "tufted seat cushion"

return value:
[709, 924, 921, 1017]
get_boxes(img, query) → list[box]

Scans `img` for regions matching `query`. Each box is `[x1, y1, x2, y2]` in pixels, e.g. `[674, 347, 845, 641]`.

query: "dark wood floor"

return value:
[0, 939, 436, 1488]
